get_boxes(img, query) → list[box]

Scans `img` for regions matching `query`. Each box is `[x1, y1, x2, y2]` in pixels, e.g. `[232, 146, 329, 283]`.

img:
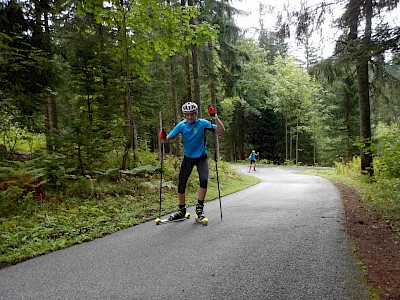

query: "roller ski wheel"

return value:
[155, 213, 190, 225]
[195, 214, 208, 226]
[195, 203, 208, 226]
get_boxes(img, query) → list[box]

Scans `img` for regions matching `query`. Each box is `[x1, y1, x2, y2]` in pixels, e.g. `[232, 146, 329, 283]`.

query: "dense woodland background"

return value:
[1, 0, 400, 209]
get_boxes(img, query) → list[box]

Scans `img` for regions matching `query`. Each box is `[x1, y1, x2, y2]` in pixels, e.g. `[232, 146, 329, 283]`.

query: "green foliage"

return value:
[0, 159, 47, 217]
[0, 186, 26, 217]
[80, 0, 218, 80]
[0, 160, 47, 193]
[136, 149, 158, 166]
[0, 110, 46, 158]
[373, 122, 400, 178]
[34, 153, 77, 190]
[313, 77, 359, 165]
[62, 175, 94, 199]
[258, 159, 273, 165]
[0, 1, 55, 133]
[162, 154, 181, 179]
[120, 165, 159, 176]
[334, 156, 362, 177]
[366, 177, 400, 220]
[269, 56, 322, 164]
[325, 154, 400, 229]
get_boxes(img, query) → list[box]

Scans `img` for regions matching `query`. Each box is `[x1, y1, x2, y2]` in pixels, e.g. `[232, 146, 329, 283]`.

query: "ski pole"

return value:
[208, 105, 222, 221]
[158, 129, 167, 218]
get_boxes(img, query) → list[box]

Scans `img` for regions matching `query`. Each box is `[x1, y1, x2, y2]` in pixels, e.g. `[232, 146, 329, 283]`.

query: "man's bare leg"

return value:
[178, 193, 186, 205]
[198, 187, 207, 201]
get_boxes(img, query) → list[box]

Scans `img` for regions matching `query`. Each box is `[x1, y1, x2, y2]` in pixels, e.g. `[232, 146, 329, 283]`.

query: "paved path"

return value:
[0, 166, 367, 300]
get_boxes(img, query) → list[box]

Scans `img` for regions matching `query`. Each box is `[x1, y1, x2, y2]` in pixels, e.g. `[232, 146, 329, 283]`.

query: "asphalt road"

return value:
[0, 165, 368, 300]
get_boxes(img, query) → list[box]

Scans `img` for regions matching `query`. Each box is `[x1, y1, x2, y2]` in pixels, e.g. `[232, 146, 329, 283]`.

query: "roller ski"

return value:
[155, 208, 190, 225]
[195, 204, 208, 226]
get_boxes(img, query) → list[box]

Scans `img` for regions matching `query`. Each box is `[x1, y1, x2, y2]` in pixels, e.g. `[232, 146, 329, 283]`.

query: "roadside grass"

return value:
[0, 162, 260, 266]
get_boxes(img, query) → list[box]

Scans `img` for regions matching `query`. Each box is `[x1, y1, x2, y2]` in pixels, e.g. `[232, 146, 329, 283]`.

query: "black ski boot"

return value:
[168, 206, 186, 221]
[195, 202, 208, 225]
[195, 203, 205, 219]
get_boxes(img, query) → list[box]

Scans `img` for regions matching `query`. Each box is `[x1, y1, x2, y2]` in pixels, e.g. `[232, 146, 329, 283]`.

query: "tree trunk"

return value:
[346, 0, 373, 175]
[122, 87, 133, 169]
[191, 43, 202, 117]
[188, 0, 201, 116]
[289, 114, 293, 161]
[181, 0, 192, 104]
[345, 87, 352, 162]
[170, 55, 182, 157]
[285, 113, 289, 161]
[41, 2, 58, 153]
[357, 0, 373, 175]
[184, 54, 193, 103]
[121, 4, 133, 170]
[313, 123, 316, 165]
[44, 96, 58, 153]
[98, 24, 112, 125]
[357, 63, 373, 176]
[295, 108, 299, 165]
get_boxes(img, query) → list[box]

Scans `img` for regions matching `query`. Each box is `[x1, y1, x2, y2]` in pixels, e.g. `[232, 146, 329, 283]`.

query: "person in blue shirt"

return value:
[249, 150, 258, 172]
[162, 102, 225, 220]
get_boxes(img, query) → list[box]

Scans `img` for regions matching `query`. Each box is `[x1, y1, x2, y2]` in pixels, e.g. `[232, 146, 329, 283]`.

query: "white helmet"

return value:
[182, 102, 198, 113]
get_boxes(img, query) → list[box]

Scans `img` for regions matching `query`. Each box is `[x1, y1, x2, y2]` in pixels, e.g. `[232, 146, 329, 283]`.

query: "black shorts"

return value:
[178, 155, 209, 193]
[250, 160, 256, 164]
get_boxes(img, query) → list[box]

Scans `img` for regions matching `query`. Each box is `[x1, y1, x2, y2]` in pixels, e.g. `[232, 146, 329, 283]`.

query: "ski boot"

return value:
[168, 207, 187, 221]
[195, 203, 208, 226]
[156, 207, 190, 225]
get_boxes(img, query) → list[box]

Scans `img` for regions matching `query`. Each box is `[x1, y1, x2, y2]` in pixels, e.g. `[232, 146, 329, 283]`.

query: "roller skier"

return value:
[158, 102, 225, 225]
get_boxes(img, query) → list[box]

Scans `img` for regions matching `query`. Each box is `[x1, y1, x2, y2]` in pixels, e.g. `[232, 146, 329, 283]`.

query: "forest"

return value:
[1, 0, 400, 263]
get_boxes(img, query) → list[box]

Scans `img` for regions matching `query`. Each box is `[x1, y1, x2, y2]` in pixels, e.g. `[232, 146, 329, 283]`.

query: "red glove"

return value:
[208, 105, 216, 117]
[159, 129, 167, 139]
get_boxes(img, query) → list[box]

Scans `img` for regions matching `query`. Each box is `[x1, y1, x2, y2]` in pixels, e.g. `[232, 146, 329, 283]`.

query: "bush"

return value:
[368, 178, 400, 219]
[0, 186, 35, 217]
[63, 175, 94, 198]
[374, 122, 400, 179]
[0, 159, 47, 197]
[334, 156, 361, 176]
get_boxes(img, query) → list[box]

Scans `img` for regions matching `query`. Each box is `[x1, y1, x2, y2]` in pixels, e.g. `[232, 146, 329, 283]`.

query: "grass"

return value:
[0, 162, 260, 265]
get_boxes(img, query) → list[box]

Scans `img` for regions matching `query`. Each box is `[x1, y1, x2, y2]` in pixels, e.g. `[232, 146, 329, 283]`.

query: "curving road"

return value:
[0, 166, 367, 300]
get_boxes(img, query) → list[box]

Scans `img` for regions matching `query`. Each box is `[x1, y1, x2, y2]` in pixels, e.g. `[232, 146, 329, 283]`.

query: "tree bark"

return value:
[191, 43, 202, 117]
[181, 0, 192, 104]
[357, 0, 373, 175]
[296, 108, 299, 165]
[346, 0, 374, 175]
[170, 55, 182, 157]
[188, 0, 201, 116]
[39, 1, 58, 152]
[121, 3, 134, 170]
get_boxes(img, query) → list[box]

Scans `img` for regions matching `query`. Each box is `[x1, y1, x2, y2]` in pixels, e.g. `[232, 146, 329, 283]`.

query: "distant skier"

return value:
[248, 150, 258, 172]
